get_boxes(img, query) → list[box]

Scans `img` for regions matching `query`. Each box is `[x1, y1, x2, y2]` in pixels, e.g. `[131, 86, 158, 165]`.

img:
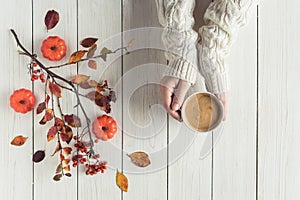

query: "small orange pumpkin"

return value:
[92, 115, 117, 141]
[10, 88, 36, 114]
[41, 36, 67, 61]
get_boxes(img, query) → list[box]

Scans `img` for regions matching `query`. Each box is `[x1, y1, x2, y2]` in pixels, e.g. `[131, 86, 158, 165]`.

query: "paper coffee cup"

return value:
[181, 92, 224, 133]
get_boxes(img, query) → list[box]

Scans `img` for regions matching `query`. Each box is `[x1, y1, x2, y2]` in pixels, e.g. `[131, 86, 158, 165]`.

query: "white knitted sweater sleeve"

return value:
[155, 0, 258, 94]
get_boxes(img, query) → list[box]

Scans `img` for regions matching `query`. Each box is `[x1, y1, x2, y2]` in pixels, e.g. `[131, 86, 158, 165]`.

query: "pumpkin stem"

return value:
[19, 100, 25, 104]
[50, 46, 56, 51]
[102, 127, 107, 131]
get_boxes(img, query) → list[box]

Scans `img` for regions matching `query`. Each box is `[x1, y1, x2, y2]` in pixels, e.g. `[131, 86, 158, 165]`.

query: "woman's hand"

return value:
[160, 76, 191, 122]
[215, 92, 228, 121]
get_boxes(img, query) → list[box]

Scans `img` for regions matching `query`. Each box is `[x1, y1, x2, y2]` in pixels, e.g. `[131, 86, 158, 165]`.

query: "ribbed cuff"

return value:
[163, 57, 197, 84]
[204, 71, 229, 94]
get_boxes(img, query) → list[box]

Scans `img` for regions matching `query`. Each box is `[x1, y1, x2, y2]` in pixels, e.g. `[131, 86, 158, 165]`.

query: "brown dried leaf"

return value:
[64, 159, 70, 165]
[79, 82, 92, 89]
[63, 147, 72, 155]
[55, 118, 64, 131]
[87, 44, 97, 58]
[88, 60, 97, 69]
[99, 47, 112, 61]
[85, 91, 99, 101]
[51, 142, 62, 156]
[47, 126, 57, 142]
[64, 114, 81, 128]
[116, 171, 128, 192]
[44, 10, 59, 30]
[32, 150, 45, 163]
[39, 109, 54, 125]
[60, 125, 73, 144]
[69, 50, 87, 63]
[127, 38, 135, 46]
[56, 163, 62, 174]
[128, 152, 151, 167]
[71, 74, 90, 84]
[10, 135, 28, 146]
[63, 165, 71, 172]
[49, 82, 62, 98]
[36, 102, 46, 114]
[53, 174, 62, 181]
[80, 37, 98, 48]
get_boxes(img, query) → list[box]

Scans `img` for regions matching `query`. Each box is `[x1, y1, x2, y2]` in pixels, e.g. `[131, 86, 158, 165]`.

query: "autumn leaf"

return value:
[128, 152, 151, 167]
[99, 47, 112, 61]
[36, 102, 46, 114]
[63, 165, 71, 172]
[116, 171, 128, 192]
[80, 37, 98, 48]
[86, 91, 99, 101]
[69, 50, 87, 63]
[87, 44, 97, 58]
[51, 142, 62, 156]
[79, 82, 92, 89]
[44, 10, 59, 30]
[55, 117, 64, 131]
[32, 150, 45, 163]
[56, 163, 62, 174]
[71, 74, 90, 84]
[60, 125, 73, 144]
[39, 108, 54, 125]
[64, 114, 81, 127]
[88, 60, 97, 69]
[47, 126, 57, 142]
[88, 80, 99, 87]
[64, 159, 70, 165]
[63, 147, 72, 155]
[53, 174, 62, 181]
[10, 135, 28, 146]
[127, 38, 135, 46]
[65, 173, 72, 177]
[49, 82, 62, 98]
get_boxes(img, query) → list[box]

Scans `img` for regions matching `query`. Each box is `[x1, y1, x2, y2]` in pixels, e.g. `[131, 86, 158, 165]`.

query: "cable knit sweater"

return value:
[155, 0, 258, 94]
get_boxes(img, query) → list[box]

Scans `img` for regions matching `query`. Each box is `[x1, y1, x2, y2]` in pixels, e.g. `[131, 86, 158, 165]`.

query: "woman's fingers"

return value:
[215, 92, 228, 121]
[160, 84, 182, 121]
[172, 80, 191, 111]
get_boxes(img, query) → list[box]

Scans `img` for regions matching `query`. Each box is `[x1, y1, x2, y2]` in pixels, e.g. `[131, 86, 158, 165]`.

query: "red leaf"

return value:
[36, 102, 46, 114]
[51, 142, 62, 156]
[44, 10, 59, 30]
[32, 150, 45, 163]
[47, 126, 57, 142]
[88, 60, 97, 69]
[60, 125, 73, 144]
[11, 135, 28, 146]
[49, 82, 62, 98]
[46, 95, 50, 105]
[80, 37, 98, 48]
[63, 147, 72, 155]
[65, 173, 72, 177]
[64, 114, 81, 127]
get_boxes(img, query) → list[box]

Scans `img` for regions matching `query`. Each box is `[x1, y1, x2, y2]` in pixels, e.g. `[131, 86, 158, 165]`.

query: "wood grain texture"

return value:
[33, 1, 77, 199]
[77, 0, 122, 199]
[212, 6, 258, 200]
[122, 0, 167, 199]
[258, 0, 300, 199]
[0, 0, 33, 199]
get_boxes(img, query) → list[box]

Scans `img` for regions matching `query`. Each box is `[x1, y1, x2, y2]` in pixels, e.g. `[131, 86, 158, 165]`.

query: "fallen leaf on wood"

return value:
[80, 37, 98, 48]
[69, 50, 87, 63]
[128, 151, 151, 167]
[88, 60, 97, 69]
[44, 10, 59, 30]
[32, 150, 45, 163]
[116, 171, 128, 192]
[71, 74, 90, 84]
[10, 135, 28, 146]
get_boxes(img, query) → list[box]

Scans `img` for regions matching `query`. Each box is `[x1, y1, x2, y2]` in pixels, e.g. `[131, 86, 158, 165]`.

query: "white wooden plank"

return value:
[33, 1, 77, 199]
[259, 1, 300, 199]
[212, 6, 257, 200]
[168, 0, 213, 199]
[0, 1, 33, 199]
[77, 1, 122, 199]
[122, 0, 168, 199]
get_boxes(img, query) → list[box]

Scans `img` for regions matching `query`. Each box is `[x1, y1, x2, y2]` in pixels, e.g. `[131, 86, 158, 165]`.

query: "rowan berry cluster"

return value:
[30, 62, 46, 82]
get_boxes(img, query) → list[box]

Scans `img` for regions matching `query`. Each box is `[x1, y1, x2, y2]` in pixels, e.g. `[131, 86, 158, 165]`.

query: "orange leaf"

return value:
[63, 147, 72, 155]
[39, 108, 54, 125]
[116, 171, 128, 192]
[63, 165, 71, 172]
[69, 50, 87, 63]
[71, 74, 90, 84]
[49, 82, 62, 98]
[128, 152, 151, 167]
[55, 117, 64, 131]
[88, 60, 97, 69]
[60, 125, 73, 144]
[80, 37, 98, 48]
[47, 126, 57, 142]
[11, 135, 28, 146]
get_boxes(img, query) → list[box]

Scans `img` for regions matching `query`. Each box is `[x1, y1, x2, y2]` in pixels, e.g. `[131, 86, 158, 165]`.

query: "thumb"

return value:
[171, 80, 191, 111]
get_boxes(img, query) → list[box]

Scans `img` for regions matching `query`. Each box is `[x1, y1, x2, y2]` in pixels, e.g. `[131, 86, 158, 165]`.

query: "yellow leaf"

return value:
[127, 38, 135, 46]
[69, 50, 87, 63]
[116, 171, 128, 192]
[128, 151, 151, 167]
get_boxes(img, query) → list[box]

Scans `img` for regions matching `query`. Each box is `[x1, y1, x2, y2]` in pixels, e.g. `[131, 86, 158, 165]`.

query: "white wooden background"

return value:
[1, 0, 299, 200]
